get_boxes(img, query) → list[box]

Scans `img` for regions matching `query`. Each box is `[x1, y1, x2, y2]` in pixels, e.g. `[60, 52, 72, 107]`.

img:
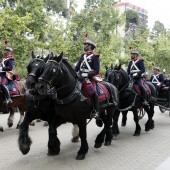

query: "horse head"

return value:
[36, 52, 76, 96]
[26, 51, 51, 89]
[105, 64, 129, 90]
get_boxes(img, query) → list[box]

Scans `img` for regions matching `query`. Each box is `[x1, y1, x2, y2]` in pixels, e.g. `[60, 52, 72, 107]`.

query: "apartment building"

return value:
[114, 2, 148, 37]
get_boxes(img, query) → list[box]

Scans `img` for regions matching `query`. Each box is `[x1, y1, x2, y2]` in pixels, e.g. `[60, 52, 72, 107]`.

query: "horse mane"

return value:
[62, 59, 77, 78]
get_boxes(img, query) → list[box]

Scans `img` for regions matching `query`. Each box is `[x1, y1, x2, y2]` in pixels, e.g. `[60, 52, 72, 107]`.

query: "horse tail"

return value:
[18, 116, 32, 155]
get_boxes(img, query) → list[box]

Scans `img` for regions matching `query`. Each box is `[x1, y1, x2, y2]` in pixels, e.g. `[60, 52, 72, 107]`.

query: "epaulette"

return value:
[93, 53, 100, 57]
[139, 57, 144, 61]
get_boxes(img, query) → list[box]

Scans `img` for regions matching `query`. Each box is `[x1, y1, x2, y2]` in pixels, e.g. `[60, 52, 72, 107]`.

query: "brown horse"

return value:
[0, 79, 27, 132]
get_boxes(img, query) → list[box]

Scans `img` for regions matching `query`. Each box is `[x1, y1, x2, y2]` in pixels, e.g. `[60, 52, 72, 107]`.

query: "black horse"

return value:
[105, 65, 156, 136]
[33, 52, 119, 160]
[18, 52, 57, 155]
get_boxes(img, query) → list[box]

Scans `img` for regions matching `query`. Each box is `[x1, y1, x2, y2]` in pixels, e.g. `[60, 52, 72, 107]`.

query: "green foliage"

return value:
[125, 9, 139, 31]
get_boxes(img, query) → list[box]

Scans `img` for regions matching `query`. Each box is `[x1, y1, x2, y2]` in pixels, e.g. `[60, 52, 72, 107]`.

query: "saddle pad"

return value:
[82, 83, 110, 102]
[96, 83, 110, 102]
[133, 81, 151, 96]
[8, 81, 20, 96]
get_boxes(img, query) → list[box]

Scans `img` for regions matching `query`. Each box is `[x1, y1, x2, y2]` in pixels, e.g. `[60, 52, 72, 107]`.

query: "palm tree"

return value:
[67, 0, 78, 21]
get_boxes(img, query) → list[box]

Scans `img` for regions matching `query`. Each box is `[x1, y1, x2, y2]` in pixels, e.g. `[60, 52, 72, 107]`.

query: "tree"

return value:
[151, 20, 166, 39]
[125, 9, 139, 32]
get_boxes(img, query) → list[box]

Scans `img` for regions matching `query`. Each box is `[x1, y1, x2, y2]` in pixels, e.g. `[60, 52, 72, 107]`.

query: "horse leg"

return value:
[133, 109, 141, 136]
[94, 111, 107, 148]
[71, 124, 79, 143]
[16, 108, 25, 129]
[0, 126, 4, 132]
[121, 111, 128, 126]
[104, 107, 116, 146]
[144, 103, 155, 131]
[47, 116, 61, 156]
[76, 120, 88, 160]
[112, 109, 120, 137]
[18, 112, 32, 155]
[7, 108, 15, 128]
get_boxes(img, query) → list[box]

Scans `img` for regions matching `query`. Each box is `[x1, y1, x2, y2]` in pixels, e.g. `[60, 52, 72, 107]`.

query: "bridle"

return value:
[38, 59, 76, 91]
[28, 58, 45, 78]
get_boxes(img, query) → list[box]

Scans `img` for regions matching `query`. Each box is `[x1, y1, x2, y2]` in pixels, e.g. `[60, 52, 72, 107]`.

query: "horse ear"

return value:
[118, 64, 121, 70]
[111, 64, 113, 70]
[57, 51, 63, 62]
[44, 54, 50, 62]
[31, 51, 36, 59]
[105, 66, 108, 70]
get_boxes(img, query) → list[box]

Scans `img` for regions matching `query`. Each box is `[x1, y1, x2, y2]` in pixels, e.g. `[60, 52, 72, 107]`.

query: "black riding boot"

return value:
[91, 93, 100, 119]
[1, 85, 12, 104]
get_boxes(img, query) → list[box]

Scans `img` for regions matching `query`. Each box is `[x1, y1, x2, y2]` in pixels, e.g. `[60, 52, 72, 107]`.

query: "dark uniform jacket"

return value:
[75, 51, 100, 79]
[0, 56, 14, 85]
[127, 58, 145, 77]
[150, 73, 164, 85]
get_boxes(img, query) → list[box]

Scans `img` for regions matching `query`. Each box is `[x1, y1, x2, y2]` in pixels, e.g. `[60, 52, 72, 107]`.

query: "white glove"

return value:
[132, 73, 138, 77]
[81, 73, 88, 78]
[0, 67, 2, 71]
[157, 83, 161, 86]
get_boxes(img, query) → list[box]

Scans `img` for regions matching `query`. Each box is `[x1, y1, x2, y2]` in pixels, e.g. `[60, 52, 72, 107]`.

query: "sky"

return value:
[77, 0, 170, 29]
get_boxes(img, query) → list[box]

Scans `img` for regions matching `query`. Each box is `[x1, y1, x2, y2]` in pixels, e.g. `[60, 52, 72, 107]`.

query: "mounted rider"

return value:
[0, 46, 14, 104]
[127, 50, 149, 105]
[75, 38, 100, 119]
[150, 67, 164, 88]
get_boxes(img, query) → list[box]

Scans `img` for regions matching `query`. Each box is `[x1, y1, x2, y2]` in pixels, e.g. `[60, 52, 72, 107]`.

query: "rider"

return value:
[161, 74, 170, 88]
[75, 38, 100, 119]
[127, 50, 149, 105]
[150, 67, 164, 88]
[0, 46, 14, 104]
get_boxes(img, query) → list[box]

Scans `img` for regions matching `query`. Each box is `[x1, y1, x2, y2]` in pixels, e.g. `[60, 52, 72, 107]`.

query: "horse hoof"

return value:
[76, 154, 86, 160]
[150, 124, 155, 129]
[72, 137, 79, 143]
[94, 143, 102, 148]
[8, 123, 13, 128]
[104, 141, 111, 146]
[133, 132, 140, 136]
[43, 122, 48, 126]
[20, 147, 30, 155]
[47, 148, 60, 156]
[0, 127, 4, 132]
[96, 119, 103, 127]
[145, 128, 150, 132]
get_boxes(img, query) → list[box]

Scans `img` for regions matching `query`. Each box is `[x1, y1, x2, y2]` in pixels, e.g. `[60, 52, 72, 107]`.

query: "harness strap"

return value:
[119, 94, 137, 111]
